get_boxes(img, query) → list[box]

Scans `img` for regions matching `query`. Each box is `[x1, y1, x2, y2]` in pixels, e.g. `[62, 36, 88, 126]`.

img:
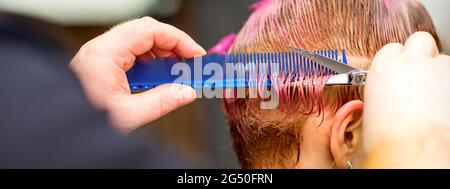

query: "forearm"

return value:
[364, 125, 450, 168]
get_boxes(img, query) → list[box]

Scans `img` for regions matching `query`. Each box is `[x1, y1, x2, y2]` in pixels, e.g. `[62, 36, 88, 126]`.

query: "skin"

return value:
[270, 99, 366, 169]
[69, 16, 366, 168]
[245, 32, 450, 169]
[69, 16, 449, 168]
[70, 17, 206, 133]
[224, 0, 441, 168]
[363, 32, 450, 168]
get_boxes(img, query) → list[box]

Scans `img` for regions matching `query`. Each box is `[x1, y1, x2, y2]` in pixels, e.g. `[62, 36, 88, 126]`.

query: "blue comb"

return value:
[126, 50, 348, 91]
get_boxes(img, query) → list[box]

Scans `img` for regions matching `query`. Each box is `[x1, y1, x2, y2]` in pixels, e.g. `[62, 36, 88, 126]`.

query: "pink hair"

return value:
[215, 0, 439, 169]
[208, 34, 237, 54]
[251, 0, 273, 11]
[211, 1, 440, 165]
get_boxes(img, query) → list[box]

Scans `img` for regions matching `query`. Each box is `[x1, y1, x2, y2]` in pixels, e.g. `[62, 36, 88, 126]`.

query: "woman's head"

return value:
[214, 0, 439, 168]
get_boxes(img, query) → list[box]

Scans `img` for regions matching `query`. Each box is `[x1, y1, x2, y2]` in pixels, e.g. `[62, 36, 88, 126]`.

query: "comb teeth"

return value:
[127, 49, 347, 91]
[225, 49, 345, 76]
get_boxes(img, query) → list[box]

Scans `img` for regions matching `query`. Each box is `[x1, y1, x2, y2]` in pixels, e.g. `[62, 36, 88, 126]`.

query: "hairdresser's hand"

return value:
[70, 17, 206, 133]
[363, 32, 450, 167]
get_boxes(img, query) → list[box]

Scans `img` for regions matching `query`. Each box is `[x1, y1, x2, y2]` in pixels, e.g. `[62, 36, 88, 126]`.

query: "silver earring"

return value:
[346, 161, 353, 169]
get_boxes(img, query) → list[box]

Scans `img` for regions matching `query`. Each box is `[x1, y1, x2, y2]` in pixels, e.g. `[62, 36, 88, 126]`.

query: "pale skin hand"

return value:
[70, 17, 206, 133]
[363, 32, 450, 168]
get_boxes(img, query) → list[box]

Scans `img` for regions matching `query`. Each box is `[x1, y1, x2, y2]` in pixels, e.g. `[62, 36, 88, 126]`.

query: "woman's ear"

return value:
[330, 100, 364, 169]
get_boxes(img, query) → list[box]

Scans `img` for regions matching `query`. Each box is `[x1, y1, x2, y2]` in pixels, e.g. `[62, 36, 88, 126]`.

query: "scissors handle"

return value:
[349, 70, 368, 86]
[326, 70, 368, 86]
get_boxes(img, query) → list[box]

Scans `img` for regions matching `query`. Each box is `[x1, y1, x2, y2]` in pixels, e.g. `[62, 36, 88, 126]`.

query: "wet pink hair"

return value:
[208, 34, 237, 54]
[210, 0, 440, 168]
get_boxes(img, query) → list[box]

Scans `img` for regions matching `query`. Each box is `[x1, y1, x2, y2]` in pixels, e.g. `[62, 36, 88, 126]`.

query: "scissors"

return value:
[290, 47, 368, 86]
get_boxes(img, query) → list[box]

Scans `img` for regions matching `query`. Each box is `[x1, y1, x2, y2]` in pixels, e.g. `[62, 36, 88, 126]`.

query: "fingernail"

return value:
[196, 45, 207, 56]
[177, 85, 196, 99]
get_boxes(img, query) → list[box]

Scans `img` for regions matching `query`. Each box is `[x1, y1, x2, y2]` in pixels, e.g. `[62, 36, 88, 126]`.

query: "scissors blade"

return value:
[325, 74, 351, 86]
[289, 47, 358, 74]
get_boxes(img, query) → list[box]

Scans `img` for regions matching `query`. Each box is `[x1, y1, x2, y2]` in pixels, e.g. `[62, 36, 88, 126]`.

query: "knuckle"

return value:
[114, 52, 134, 70]
[157, 88, 184, 117]
[383, 43, 403, 50]
[116, 17, 156, 35]
[374, 43, 403, 60]
[158, 94, 174, 117]
[410, 31, 434, 41]
[132, 17, 158, 37]
[78, 41, 102, 60]
[139, 16, 157, 25]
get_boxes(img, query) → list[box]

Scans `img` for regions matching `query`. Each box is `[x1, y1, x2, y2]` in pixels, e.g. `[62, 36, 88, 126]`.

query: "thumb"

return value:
[110, 84, 196, 133]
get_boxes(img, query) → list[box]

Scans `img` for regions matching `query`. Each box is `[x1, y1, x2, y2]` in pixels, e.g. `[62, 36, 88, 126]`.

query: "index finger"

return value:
[95, 17, 206, 59]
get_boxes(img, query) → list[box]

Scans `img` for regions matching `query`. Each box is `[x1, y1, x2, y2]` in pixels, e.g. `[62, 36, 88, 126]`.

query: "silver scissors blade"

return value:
[289, 47, 358, 73]
[289, 47, 367, 86]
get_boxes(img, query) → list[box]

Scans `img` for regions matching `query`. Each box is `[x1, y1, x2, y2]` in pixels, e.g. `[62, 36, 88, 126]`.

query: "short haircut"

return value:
[218, 0, 440, 168]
